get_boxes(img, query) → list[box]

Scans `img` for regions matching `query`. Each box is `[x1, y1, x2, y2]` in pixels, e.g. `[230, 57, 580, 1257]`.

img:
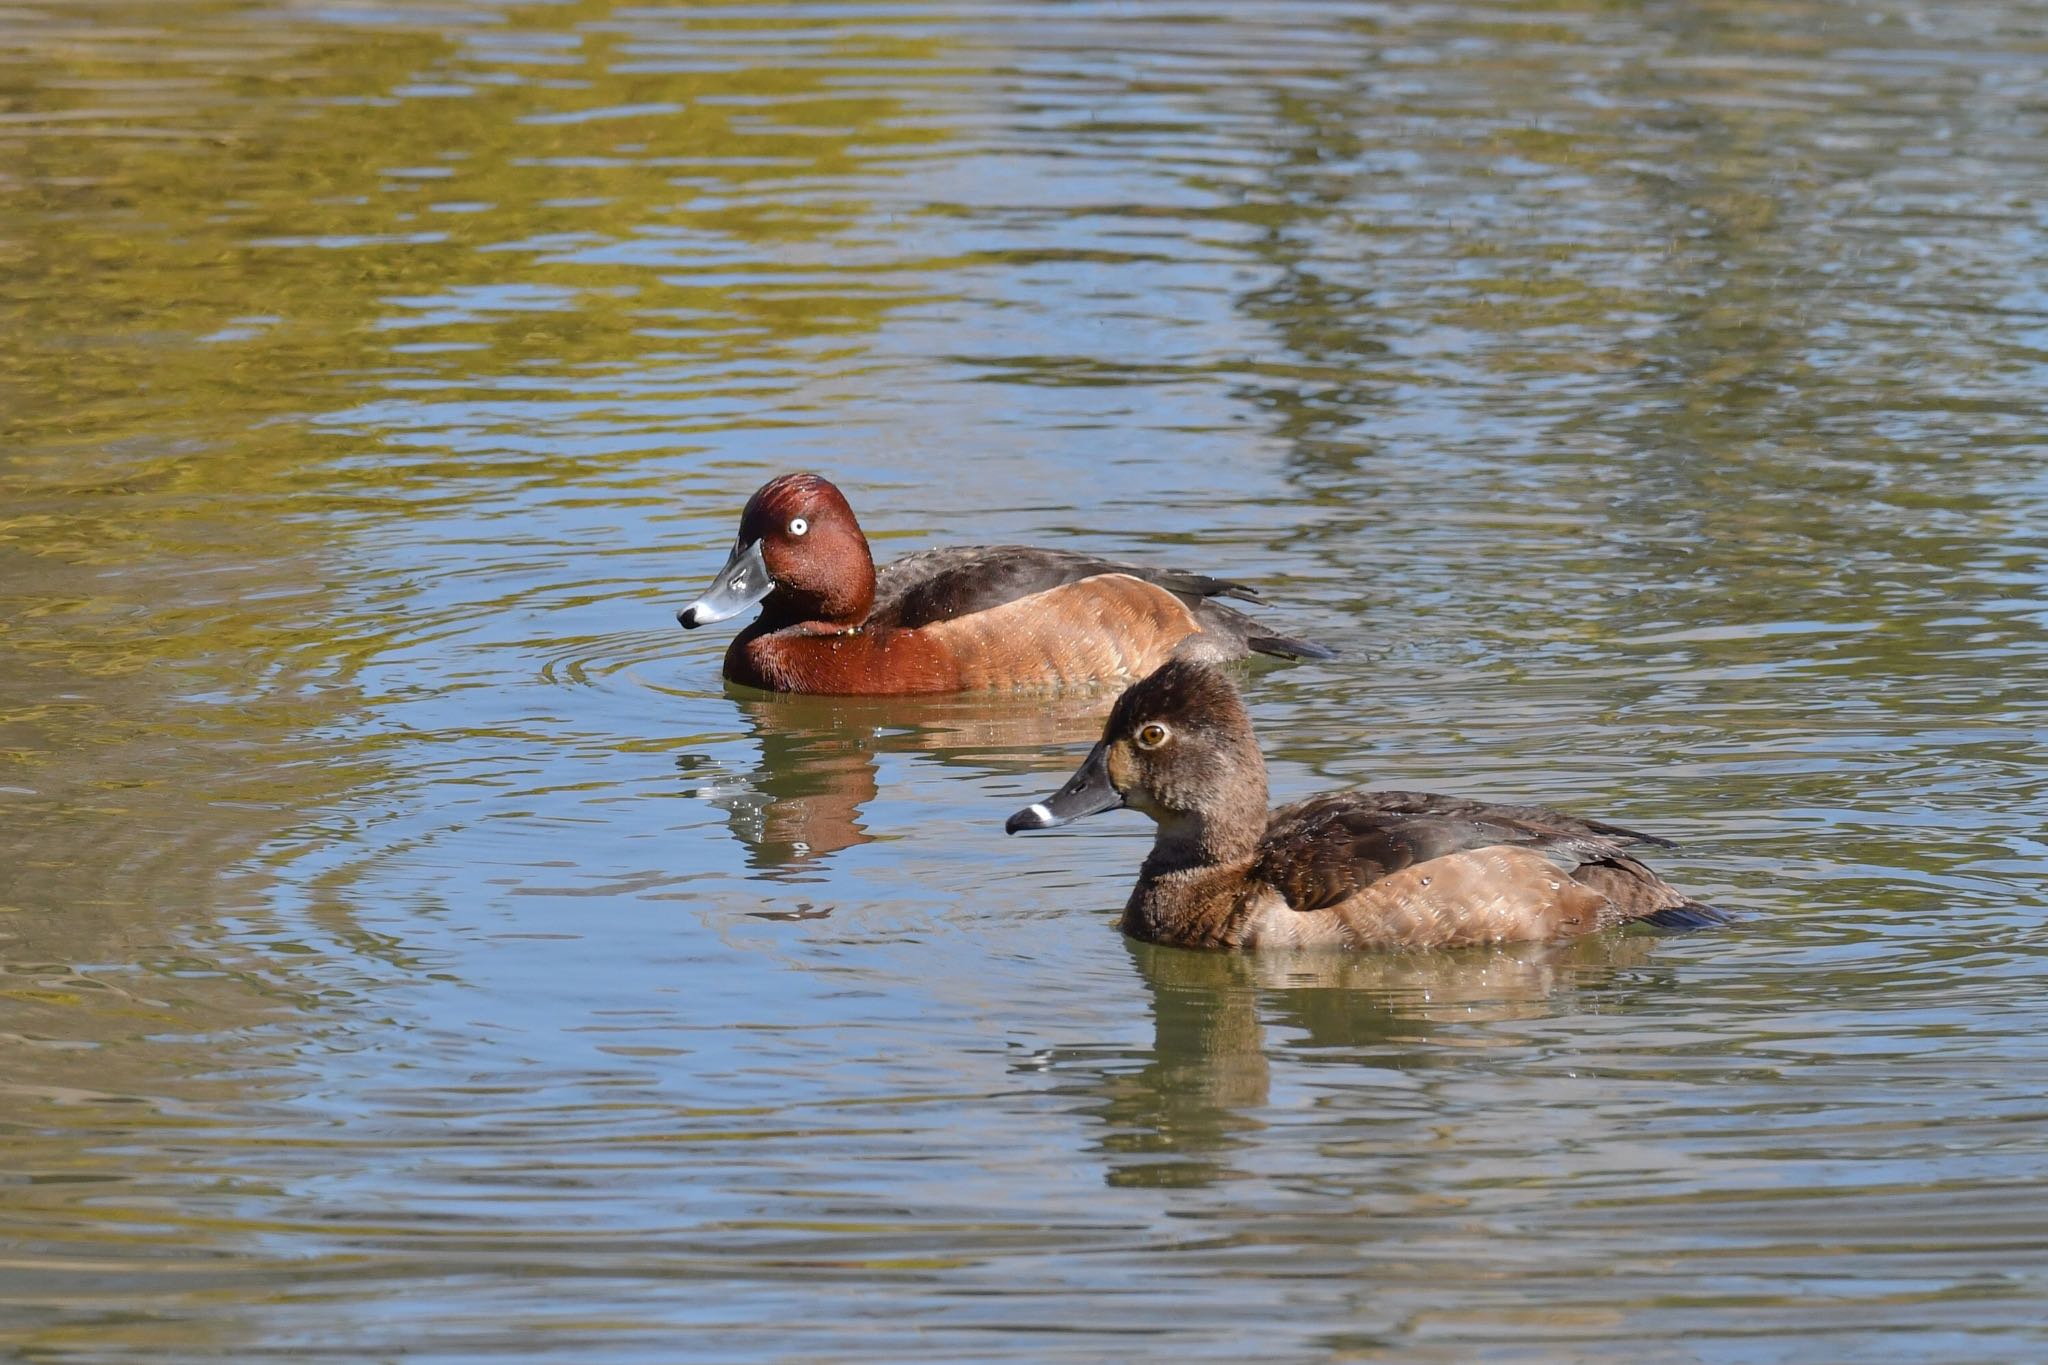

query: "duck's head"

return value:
[677, 473, 876, 631]
[1006, 659, 1269, 856]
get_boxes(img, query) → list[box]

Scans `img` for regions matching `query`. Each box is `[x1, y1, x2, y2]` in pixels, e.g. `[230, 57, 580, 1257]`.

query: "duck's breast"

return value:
[732, 625, 958, 694]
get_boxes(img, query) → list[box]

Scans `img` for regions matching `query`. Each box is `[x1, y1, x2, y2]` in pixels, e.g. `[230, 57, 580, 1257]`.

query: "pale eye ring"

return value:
[1135, 722, 1170, 750]
[789, 516, 809, 537]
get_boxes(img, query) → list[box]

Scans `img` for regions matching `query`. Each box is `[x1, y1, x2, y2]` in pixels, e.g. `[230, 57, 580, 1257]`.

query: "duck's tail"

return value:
[1181, 594, 1337, 664]
[1639, 900, 1733, 931]
[1247, 629, 1338, 662]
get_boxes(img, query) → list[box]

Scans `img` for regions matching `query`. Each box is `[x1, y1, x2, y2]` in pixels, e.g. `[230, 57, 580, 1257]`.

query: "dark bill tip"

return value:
[1005, 801, 1063, 835]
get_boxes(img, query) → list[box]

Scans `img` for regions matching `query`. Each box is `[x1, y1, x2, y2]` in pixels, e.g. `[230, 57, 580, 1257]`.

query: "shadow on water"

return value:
[681, 688, 1111, 875]
[1078, 933, 1672, 1191]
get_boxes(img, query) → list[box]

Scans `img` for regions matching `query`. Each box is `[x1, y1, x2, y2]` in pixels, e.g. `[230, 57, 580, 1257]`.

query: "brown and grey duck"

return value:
[1006, 659, 1723, 950]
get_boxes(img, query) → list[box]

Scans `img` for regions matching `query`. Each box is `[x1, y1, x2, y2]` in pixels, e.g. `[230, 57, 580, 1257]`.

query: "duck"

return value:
[676, 473, 1333, 694]
[1005, 659, 1723, 950]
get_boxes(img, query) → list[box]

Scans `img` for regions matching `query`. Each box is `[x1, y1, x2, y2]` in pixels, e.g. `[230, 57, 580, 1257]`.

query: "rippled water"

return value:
[5, 1, 2048, 1359]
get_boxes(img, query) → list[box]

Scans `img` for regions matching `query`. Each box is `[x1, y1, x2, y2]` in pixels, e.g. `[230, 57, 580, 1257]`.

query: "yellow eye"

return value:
[1135, 722, 1170, 750]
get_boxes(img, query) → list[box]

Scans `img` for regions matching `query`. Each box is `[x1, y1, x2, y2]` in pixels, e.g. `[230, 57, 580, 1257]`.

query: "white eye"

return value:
[789, 517, 809, 537]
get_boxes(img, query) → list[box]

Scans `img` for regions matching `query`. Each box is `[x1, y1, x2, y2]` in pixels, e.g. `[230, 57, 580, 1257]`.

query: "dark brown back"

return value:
[870, 545, 1259, 630]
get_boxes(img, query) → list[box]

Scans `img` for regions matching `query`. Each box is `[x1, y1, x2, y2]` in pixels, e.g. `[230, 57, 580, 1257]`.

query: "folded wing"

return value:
[871, 545, 1261, 629]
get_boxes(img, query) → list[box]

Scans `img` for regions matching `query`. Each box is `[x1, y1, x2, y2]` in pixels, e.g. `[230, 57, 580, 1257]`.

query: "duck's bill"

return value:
[1006, 742, 1124, 834]
[677, 539, 771, 628]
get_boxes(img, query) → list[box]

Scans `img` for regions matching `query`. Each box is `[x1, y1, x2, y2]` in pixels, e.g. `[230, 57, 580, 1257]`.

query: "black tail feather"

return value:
[1145, 568, 1266, 606]
[1584, 817, 1678, 850]
[1640, 901, 1732, 931]
[1248, 631, 1339, 662]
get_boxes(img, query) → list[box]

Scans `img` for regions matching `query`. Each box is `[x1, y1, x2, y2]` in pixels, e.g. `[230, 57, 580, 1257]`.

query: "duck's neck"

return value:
[1125, 748, 1269, 949]
[1141, 744, 1269, 874]
[756, 590, 869, 635]
[758, 531, 877, 632]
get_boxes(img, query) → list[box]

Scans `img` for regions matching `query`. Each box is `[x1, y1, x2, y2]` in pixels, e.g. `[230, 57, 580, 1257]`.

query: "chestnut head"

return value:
[678, 473, 877, 631]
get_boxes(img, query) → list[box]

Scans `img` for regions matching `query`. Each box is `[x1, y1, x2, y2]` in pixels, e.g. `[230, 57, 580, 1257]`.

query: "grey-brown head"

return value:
[1006, 660, 1270, 862]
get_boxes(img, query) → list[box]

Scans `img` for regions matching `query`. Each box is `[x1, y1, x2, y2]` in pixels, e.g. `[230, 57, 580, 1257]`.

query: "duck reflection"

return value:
[1084, 932, 1672, 1189]
[683, 690, 1111, 876]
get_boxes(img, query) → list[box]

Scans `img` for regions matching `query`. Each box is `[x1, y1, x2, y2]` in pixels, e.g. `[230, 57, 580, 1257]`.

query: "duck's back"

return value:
[868, 546, 1256, 629]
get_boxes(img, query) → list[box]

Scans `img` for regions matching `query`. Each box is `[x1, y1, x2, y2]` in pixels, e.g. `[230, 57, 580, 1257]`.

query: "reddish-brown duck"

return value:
[678, 473, 1332, 694]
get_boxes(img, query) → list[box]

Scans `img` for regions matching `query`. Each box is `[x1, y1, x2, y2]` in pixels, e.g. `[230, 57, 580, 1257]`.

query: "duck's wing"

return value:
[1252, 791, 1691, 921]
[1283, 789, 1677, 849]
[869, 546, 1260, 631]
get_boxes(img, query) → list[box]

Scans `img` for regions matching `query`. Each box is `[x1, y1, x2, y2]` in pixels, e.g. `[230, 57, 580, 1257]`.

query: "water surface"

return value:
[4, 1, 2047, 1360]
